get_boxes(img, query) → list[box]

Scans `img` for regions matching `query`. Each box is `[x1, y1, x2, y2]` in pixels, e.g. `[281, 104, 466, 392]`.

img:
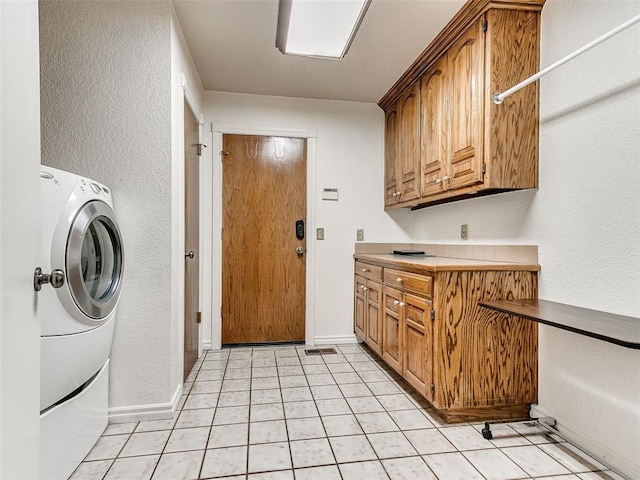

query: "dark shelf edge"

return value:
[479, 299, 640, 350]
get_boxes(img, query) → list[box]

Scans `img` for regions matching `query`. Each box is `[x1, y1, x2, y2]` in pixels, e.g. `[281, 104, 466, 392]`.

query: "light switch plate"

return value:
[356, 229, 364, 242]
[316, 228, 324, 240]
[461, 224, 468, 240]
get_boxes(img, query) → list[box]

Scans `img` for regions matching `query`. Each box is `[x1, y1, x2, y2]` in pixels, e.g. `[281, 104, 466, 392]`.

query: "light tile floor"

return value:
[73, 344, 627, 480]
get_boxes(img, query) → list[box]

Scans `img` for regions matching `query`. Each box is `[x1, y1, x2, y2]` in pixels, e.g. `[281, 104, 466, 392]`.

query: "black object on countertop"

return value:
[392, 250, 433, 256]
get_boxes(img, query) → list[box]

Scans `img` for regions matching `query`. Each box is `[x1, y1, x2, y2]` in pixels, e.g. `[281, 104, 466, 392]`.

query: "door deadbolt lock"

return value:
[34, 267, 65, 292]
[296, 246, 304, 256]
[185, 250, 195, 259]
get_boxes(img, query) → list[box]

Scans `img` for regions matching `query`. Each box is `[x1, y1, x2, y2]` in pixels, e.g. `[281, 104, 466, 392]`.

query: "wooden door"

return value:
[384, 104, 399, 207]
[222, 134, 306, 344]
[420, 58, 447, 197]
[365, 280, 383, 355]
[447, 19, 485, 191]
[354, 276, 367, 340]
[382, 287, 403, 374]
[398, 82, 420, 202]
[403, 293, 432, 398]
[183, 101, 200, 380]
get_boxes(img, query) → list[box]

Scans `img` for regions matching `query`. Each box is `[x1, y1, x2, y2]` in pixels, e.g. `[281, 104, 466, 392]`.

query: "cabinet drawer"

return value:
[355, 261, 383, 282]
[384, 268, 433, 297]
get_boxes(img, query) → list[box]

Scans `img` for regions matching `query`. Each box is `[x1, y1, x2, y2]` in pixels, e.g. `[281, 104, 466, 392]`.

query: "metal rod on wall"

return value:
[492, 13, 640, 105]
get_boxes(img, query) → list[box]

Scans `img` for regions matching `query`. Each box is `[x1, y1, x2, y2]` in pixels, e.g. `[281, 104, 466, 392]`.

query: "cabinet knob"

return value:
[394, 300, 400, 305]
[435, 178, 442, 184]
[399, 302, 406, 307]
[396, 277, 403, 283]
[362, 268, 369, 272]
[443, 176, 450, 182]
[363, 287, 368, 291]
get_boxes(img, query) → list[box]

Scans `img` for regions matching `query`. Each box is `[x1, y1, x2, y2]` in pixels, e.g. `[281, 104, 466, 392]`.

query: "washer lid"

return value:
[66, 200, 124, 320]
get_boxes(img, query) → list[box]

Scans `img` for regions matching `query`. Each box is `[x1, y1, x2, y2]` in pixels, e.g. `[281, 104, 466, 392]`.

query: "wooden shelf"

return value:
[479, 299, 640, 349]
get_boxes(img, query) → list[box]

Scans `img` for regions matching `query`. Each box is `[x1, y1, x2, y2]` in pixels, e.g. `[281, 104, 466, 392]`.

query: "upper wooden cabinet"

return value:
[381, 0, 544, 209]
[384, 82, 421, 207]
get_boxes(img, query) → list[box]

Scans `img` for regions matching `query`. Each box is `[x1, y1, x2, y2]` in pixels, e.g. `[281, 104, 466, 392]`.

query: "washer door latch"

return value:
[34, 267, 65, 292]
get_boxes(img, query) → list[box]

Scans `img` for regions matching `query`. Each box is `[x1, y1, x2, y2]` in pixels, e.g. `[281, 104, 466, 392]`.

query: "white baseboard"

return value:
[202, 340, 212, 351]
[108, 383, 183, 424]
[313, 334, 360, 345]
[531, 405, 638, 479]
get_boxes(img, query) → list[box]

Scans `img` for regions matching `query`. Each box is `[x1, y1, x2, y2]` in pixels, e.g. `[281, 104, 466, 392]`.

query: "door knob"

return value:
[296, 246, 304, 256]
[185, 250, 194, 259]
[34, 267, 65, 292]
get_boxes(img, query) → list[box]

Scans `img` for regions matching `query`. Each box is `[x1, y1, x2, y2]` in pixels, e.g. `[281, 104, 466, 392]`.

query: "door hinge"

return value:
[482, 18, 488, 32]
[196, 143, 207, 156]
[196, 311, 202, 324]
[430, 383, 435, 395]
[482, 163, 486, 174]
[220, 151, 229, 163]
[431, 309, 435, 321]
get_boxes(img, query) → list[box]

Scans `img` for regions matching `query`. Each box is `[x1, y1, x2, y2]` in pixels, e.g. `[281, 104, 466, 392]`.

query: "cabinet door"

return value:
[354, 276, 367, 340]
[366, 281, 383, 355]
[384, 104, 399, 207]
[447, 19, 485, 191]
[398, 83, 420, 203]
[420, 58, 447, 197]
[403, 293, 432, 398]
[382, 287, 403, 373]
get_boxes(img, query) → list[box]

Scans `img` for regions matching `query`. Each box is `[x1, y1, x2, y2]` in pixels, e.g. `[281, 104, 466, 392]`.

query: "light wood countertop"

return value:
[354, 253, 540, 274]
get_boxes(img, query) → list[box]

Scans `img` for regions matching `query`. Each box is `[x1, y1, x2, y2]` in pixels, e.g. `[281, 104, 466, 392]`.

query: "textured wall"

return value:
[39, 1, 178, 410]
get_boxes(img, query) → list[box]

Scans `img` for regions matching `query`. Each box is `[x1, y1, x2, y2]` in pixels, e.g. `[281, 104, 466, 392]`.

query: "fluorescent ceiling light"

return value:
[276, 0, 371, 59]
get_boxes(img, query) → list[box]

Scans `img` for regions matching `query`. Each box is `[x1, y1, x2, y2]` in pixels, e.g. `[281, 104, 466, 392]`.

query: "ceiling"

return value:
[172, 0, 466, 103]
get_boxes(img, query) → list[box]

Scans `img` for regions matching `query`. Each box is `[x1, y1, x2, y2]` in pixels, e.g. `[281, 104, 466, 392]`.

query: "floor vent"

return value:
[304, 348, 337, 355]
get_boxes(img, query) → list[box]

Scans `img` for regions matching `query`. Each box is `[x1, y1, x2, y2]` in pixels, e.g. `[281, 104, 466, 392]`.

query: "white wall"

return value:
[406, 1, 640, 476]
[0, 2, 42, 477]
[203, 92, 413, 345]
[40, 0, 203, 419]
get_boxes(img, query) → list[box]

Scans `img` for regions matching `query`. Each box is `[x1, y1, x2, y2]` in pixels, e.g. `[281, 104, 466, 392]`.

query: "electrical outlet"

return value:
[461, 224, 468, 240]
[356, 229, 365, 242]
[316, 227, 324, 240]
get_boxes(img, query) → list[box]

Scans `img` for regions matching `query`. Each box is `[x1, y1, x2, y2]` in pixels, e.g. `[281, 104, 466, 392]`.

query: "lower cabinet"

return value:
[354, 266, 383, 357]
[382, 287, 403, 374]
[365, 280, 383, 356]
[354, 258, 538, 423]
[402, 292, 432, 400]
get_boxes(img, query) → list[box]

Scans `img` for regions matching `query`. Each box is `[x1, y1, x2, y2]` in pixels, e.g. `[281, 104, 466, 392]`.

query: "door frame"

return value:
[180, 76, 204, 362]
[209, 124, 318, 349]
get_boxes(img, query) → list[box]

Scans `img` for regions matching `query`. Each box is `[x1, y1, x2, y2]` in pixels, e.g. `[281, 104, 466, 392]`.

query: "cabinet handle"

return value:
[396, 277, 403, 283]
[363, 287, 368, 291]
[443, 175, 450, 182]
[362, 268, 369, 272]
[394, 300, 400, 305]
[435, 178, 442, 184]
[399, 302, 406, 307]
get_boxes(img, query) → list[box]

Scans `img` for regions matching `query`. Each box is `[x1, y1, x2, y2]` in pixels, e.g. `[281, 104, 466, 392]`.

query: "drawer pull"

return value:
[363, 287, 368, 291]
[396, 277, 403, 283]
[393, 300, 400, 305]
[399, 302, 405, 307]
[362, 268, 369, 272]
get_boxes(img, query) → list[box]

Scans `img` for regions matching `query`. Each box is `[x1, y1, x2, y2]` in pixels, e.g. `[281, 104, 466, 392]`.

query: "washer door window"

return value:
[67, 200, 124, 320]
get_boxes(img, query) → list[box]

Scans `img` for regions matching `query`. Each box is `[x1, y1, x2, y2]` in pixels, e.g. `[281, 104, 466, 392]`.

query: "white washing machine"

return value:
[37, 166, 124, 480]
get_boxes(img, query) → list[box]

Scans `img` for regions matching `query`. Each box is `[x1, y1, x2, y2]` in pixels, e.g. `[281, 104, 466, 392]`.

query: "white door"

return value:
[0, 1, 42, 478]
